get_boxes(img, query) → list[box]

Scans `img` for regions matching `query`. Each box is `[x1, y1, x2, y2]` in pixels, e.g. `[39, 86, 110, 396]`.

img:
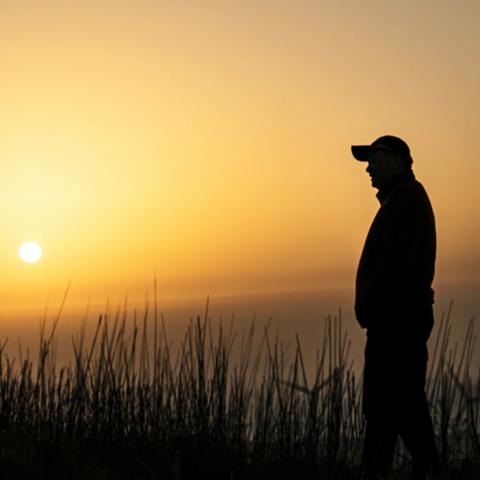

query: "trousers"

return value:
[361, 331, 439, 479]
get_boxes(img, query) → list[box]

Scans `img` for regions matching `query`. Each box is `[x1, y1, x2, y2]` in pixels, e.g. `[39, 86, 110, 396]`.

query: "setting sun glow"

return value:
[0, 1, 479, 313]
[18, 241, 43, 264]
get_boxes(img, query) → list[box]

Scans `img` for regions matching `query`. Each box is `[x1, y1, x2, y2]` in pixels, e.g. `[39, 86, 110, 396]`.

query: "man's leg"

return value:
[397, 340, 440, 480]
[399, 391, 439, 479]
[362, 414, 398, 479]
[362, 338, 399, 479]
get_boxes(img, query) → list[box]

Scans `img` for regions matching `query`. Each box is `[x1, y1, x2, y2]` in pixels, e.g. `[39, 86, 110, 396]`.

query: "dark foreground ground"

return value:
[1, 433, 479, 480]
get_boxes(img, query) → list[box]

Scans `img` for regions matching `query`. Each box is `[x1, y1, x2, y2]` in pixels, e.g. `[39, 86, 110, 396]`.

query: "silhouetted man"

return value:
[351, 136, 439, 480]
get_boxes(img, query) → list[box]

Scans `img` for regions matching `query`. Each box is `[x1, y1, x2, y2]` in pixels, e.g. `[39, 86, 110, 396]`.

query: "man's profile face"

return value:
[366, 147, 403, 189]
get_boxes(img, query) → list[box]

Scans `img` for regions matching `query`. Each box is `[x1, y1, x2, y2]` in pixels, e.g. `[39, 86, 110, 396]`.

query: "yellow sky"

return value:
[1, 1, 479, 313]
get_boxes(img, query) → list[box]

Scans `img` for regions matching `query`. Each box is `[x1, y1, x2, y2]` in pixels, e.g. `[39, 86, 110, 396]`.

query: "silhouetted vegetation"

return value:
[0, 295, 478, 479]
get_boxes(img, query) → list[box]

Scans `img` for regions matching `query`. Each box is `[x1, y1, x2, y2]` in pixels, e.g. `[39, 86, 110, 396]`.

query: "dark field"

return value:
[0, 294, 479, 479]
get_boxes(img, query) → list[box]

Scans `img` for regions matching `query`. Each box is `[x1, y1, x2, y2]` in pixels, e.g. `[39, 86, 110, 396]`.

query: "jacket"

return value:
[355, 169, 436, 336]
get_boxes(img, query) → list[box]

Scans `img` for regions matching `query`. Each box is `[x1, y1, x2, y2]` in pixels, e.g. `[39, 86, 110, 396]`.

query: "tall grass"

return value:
[0, 293, 478, 479]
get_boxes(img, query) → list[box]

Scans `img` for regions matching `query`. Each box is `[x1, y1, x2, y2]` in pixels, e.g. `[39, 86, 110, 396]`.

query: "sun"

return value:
[18, 241, 43, 263]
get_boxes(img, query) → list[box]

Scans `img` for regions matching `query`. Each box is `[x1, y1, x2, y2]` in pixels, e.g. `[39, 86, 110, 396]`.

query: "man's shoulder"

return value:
[390, 178, 430, 203]
[386, 178, 435, 225]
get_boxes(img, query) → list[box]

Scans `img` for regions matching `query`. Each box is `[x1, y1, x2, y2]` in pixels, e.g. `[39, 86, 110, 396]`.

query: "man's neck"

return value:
[376, 169, 415, 203]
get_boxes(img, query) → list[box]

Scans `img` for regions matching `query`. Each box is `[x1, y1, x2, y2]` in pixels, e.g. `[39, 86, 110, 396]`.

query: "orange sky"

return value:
[1, 1, 479, 314]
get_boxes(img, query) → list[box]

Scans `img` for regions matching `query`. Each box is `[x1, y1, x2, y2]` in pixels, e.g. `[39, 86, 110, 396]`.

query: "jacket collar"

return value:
[376, 169, 416, 204]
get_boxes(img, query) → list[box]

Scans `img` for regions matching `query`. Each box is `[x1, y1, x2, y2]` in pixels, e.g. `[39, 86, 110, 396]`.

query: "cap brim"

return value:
[351, 145, 370, 161]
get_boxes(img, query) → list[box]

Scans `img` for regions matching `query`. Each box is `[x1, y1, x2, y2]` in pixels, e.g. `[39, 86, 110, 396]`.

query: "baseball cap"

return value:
[351, 135, 412, 164]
